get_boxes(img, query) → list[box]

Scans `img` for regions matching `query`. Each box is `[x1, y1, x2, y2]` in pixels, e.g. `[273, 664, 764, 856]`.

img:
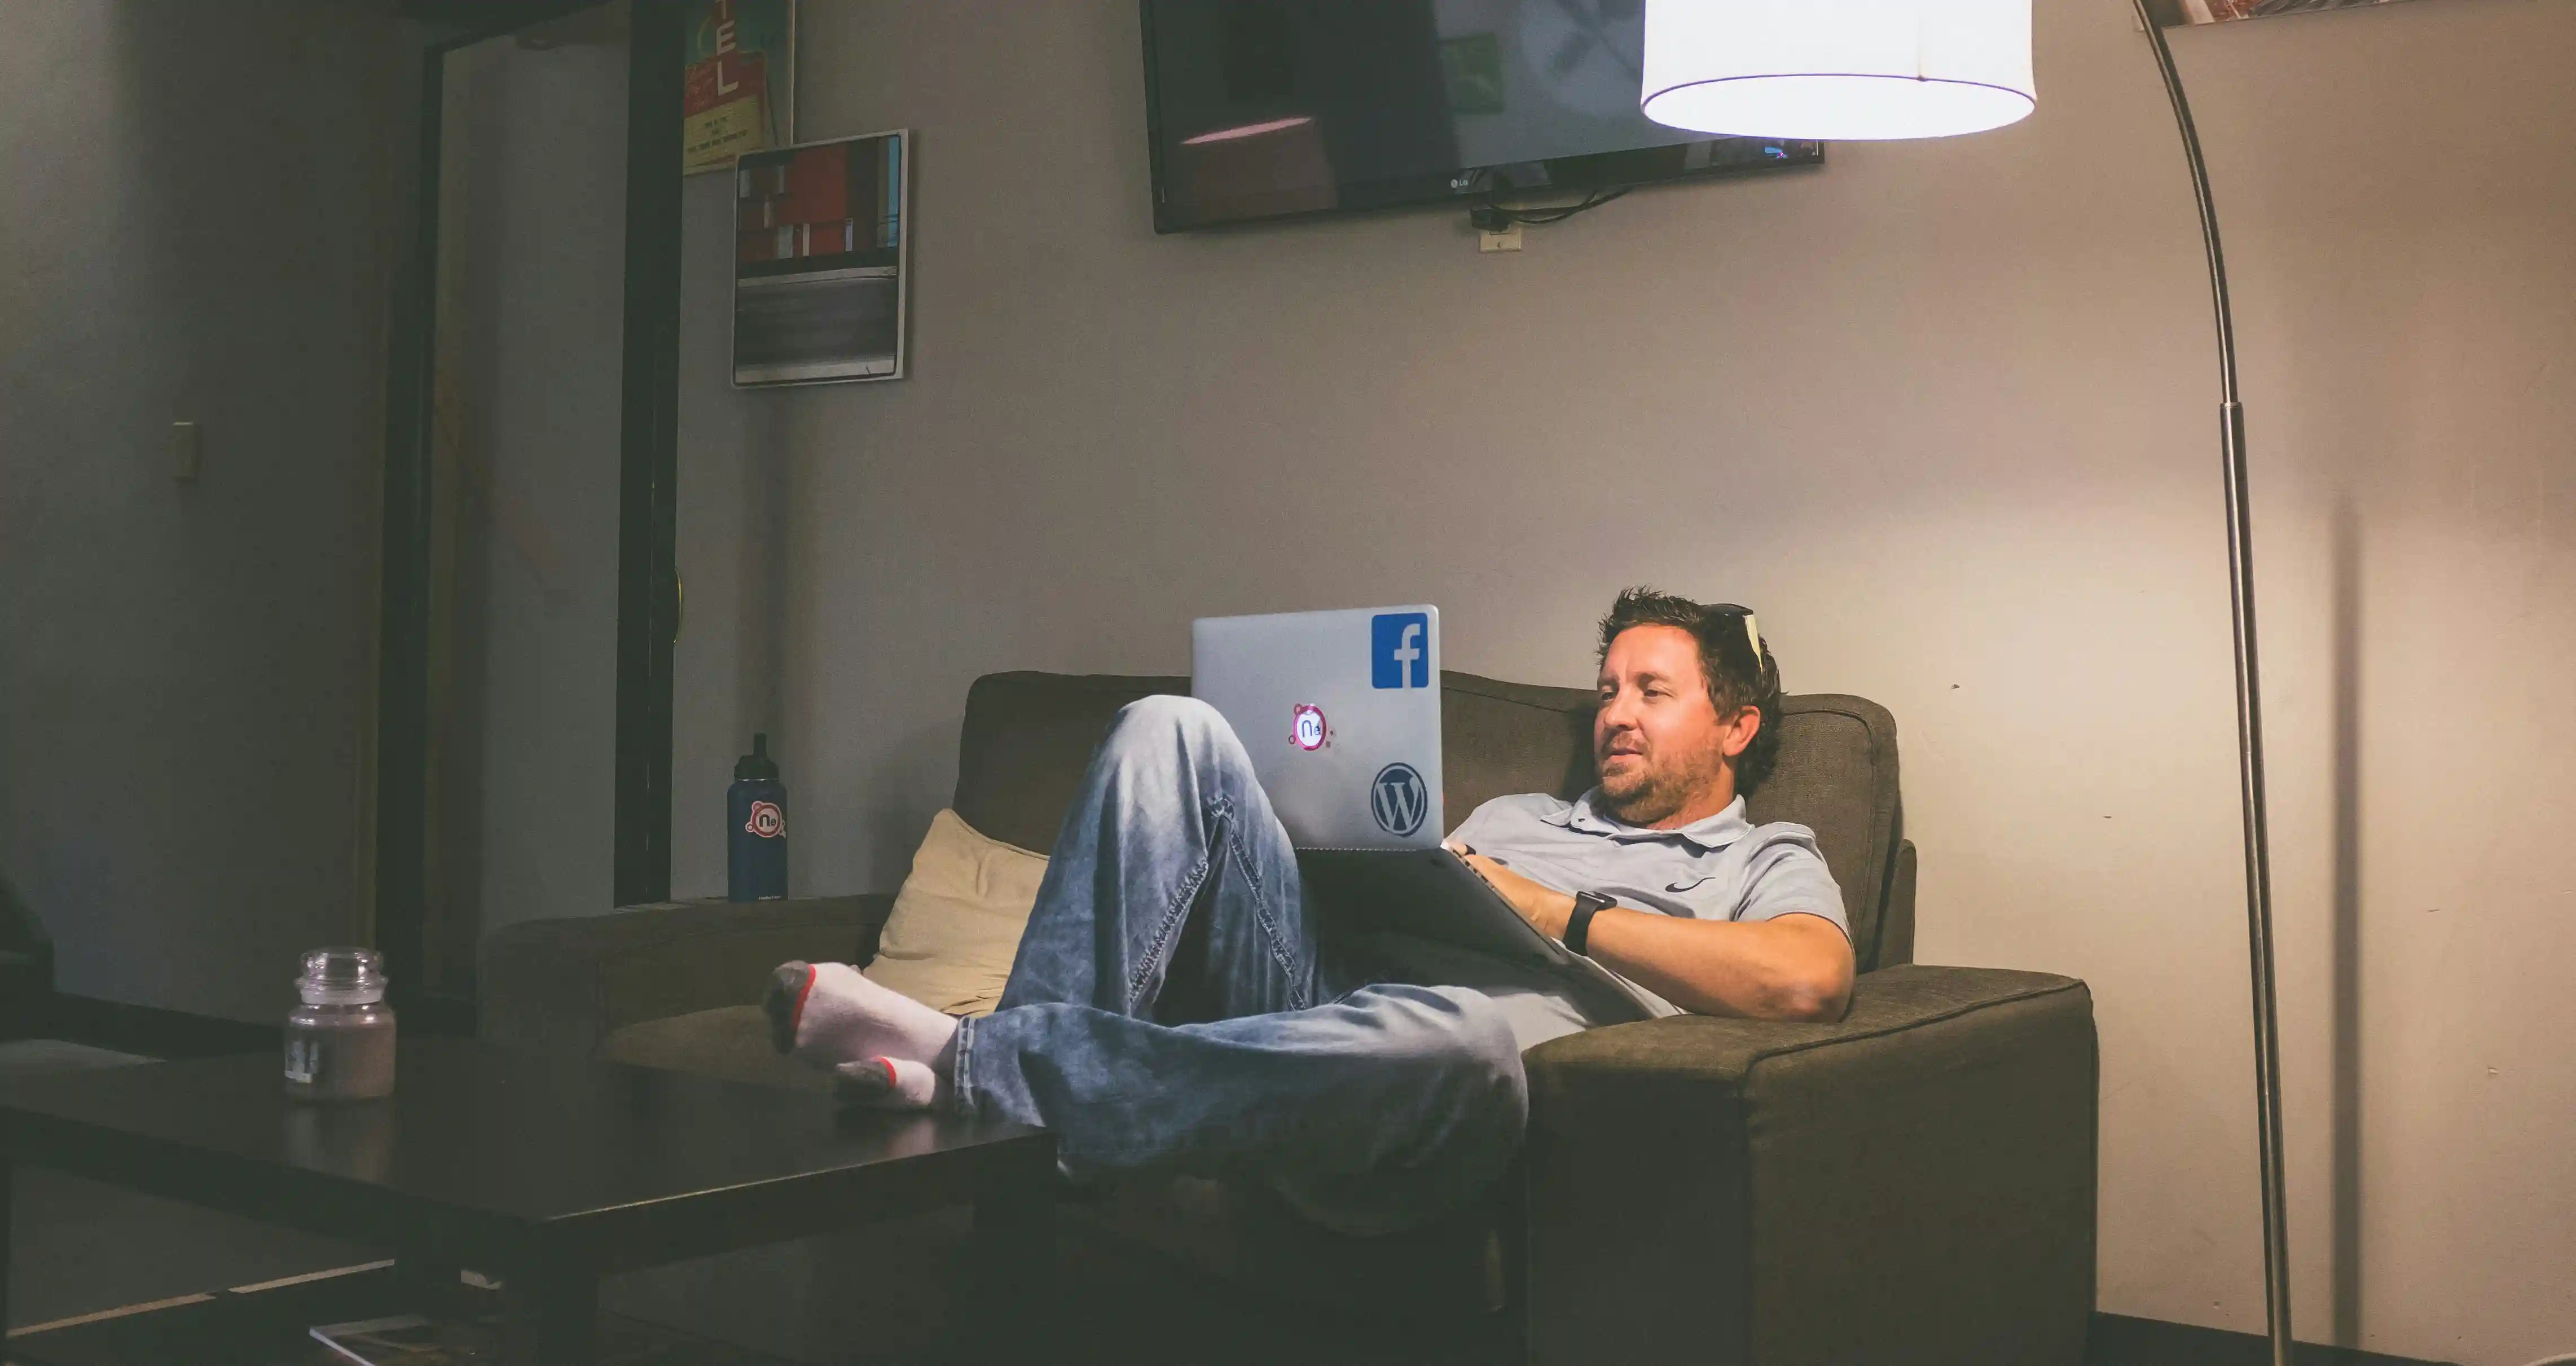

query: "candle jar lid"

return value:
[297, 947, 389, 1006]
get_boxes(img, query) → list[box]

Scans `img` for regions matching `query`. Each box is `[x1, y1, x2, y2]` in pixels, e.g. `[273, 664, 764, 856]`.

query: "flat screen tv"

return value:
[1141, 0, 1823, 233]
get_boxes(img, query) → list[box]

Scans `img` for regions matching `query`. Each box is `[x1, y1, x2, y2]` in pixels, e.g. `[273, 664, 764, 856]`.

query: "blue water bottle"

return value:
[728, 733, 788, 901]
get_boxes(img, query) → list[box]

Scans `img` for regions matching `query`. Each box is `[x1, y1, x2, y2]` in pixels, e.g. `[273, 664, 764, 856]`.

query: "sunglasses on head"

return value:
[1707, 604, 1761, 667]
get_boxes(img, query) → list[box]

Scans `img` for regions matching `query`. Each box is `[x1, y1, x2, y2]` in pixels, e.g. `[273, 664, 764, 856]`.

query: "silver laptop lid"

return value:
[1191, 605, 1442, 849]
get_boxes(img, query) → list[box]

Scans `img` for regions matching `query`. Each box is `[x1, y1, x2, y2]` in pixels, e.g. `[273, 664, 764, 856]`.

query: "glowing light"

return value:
[1640, 0, 2034, 141]
[1181, 116, 1316, 146]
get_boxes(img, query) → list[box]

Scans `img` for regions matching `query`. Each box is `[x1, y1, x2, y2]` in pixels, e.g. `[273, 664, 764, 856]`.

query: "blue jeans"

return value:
[952, 696, 1533, 1233]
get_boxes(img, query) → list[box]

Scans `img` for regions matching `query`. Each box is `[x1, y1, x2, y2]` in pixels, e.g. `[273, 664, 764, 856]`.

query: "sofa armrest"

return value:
[1520, 963, 2096, 1366]
[478, 894, 896, 1057]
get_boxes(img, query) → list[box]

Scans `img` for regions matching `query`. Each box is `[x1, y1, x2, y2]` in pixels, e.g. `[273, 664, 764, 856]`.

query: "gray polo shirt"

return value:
[1373, 790, 1846, 1051]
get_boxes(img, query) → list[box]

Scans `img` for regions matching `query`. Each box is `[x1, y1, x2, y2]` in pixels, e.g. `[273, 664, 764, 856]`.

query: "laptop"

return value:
[1191, 605, 1655, 1022]
[1191, 604, 1445, 849]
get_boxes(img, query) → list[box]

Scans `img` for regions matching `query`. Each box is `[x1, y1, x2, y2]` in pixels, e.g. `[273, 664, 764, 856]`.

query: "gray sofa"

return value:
[482, 670, 2097, 1364]
[0, 869, 54, 1040]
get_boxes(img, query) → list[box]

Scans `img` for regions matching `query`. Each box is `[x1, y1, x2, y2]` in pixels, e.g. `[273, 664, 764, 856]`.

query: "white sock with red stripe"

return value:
[763, 961, 957, 1110]
[832, 1055, 942, 1109]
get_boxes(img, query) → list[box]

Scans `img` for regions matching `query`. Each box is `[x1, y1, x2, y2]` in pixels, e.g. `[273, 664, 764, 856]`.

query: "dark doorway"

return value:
[376, 0, 684, 1030]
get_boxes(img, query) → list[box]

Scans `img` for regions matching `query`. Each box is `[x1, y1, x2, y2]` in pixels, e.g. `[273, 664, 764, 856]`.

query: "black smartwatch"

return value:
[1564, 891, 1615, 957]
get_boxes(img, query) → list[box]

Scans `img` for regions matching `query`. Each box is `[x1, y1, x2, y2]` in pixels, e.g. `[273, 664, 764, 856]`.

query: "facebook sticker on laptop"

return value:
[1371, 612, 1430, 689]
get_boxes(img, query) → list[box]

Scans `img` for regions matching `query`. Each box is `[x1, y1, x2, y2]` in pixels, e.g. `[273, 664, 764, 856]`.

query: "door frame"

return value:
[375, 0, 685, 1029]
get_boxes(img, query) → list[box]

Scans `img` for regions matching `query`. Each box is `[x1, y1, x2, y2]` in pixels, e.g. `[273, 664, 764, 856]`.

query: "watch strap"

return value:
[1565, 891, 1614, 957]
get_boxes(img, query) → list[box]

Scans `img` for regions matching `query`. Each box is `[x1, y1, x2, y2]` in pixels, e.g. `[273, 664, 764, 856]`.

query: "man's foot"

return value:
[830, 1055, 942, 1109]
[763, 961, 960, 1109]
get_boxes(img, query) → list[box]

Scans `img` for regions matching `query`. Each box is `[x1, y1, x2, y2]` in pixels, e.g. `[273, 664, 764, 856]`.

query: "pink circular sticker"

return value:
[1291, 704, 1327, 752]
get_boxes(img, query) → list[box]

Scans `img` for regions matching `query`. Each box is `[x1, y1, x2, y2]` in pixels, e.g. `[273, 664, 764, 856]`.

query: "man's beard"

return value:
[1596, 752, 1694, 827]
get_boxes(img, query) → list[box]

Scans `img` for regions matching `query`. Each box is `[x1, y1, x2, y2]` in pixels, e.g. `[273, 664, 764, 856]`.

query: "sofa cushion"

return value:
[1519, 965, 2095, 1364]
[598, 1003, 826, 1093]
[1746, 696, 1902, 970]
[953, 670, 1904, 970]
[862, 809, 1047, 1018]
[955, 672, 1191, 853]
[1436, 673, 1600, 818]
[1077, 1172, 1514, 1323]
[480, 895, 897, 1057]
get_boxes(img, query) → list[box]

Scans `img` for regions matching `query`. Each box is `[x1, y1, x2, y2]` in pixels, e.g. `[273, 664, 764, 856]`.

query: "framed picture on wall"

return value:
[683, 0, 794, 176]
[2144, 0, 2419, 23]
[731, 129, 909, 386]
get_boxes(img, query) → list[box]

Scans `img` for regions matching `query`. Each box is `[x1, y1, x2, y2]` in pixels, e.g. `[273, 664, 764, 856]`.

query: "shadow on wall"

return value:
[2328, 491, 2361, 1349]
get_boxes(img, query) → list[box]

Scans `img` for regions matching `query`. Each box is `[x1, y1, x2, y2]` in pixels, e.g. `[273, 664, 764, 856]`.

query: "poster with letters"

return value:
[684, 0, 793, 175]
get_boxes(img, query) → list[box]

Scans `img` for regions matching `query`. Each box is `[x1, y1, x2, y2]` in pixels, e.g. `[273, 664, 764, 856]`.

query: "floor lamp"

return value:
[1638, 3, 2293, 1364]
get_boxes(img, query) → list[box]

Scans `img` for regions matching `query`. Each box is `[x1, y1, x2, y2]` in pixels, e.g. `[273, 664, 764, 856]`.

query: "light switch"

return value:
[171, 421, 200, 481]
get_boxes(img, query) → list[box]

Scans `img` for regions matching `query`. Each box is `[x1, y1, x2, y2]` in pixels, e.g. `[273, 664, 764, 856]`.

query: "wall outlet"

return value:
[1478, 222, 1523, 253]
[170, 421, 200, 481]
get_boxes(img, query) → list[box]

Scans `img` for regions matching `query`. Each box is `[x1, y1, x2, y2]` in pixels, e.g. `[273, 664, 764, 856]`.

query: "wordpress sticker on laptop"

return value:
[1371, 762, 1430, 837]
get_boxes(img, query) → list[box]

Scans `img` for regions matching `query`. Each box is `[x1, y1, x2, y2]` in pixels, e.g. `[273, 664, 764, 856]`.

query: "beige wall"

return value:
[705, 1, 2575, 1359]
[0, 1, 403, 1021]
[672, 166, 790, 901]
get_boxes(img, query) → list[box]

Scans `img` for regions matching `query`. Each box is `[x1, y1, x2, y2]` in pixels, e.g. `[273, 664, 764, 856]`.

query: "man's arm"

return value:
[1579, 907, 1851, 1022]
[1449, 847, 1854, 1022]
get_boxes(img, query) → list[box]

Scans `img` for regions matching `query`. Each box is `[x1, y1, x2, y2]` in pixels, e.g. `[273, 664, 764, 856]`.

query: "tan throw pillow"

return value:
[861, 808, 1047, 1018]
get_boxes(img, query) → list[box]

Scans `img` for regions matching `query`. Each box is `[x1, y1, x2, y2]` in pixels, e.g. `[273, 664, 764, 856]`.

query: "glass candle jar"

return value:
[284, 947, 397, 1101]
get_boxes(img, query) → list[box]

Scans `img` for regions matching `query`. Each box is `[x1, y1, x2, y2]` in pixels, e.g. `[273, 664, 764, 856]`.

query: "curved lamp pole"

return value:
[2124, 6, 2294, 1362]
[1640, 1, 2293, 1361]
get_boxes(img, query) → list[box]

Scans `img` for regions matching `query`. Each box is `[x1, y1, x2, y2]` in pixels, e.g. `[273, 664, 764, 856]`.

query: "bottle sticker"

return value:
[745, 800, 786, 839]
[285, 1036, 319, 1085]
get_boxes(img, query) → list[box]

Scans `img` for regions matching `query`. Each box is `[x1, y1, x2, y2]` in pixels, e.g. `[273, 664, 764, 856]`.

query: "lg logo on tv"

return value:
[1371, 612, 1429, 689]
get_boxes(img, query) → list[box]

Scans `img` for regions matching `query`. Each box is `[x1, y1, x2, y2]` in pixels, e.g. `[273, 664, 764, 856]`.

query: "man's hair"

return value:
[1595, 587, 1786, 793]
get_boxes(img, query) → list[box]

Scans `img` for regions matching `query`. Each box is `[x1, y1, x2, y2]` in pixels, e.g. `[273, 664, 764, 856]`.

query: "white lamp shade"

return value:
[1641, 0, 2035, 140]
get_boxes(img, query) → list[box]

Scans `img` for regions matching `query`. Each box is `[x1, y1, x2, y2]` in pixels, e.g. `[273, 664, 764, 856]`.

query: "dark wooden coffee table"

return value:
[0, 1036, 1053, 1364]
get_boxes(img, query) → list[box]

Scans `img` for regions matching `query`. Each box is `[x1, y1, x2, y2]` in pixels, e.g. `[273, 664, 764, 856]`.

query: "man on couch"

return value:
[767, 588, 1851, 1231]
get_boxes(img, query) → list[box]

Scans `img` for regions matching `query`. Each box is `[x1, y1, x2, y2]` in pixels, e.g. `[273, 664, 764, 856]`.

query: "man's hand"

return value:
[1445, 841, 1576, 939]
